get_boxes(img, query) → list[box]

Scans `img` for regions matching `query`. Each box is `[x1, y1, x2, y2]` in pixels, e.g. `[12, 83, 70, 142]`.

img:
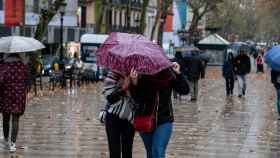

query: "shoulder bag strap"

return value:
[151, 92, 159, 119]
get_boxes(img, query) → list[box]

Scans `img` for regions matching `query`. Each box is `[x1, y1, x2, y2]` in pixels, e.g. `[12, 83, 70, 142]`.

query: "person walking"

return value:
[271, 69, 280, 120]
[185, 52, 204, 101]
[73, 54, 83, 87]
[233, 49, 251, 98]
[129, 62, 189, 158]
[101, 71, 135, 158]
[256, 54, 264, 73]
[222, 53, 235, 96]
[0, 53, 28, 152]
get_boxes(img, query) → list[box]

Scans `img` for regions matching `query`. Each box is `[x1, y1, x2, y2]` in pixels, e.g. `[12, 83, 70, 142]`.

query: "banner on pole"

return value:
[5, 0, 24, 27]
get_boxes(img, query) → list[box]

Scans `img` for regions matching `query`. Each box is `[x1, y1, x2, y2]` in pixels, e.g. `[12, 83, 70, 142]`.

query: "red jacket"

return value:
[0, 61, 28, 115]
[256, 56, 263, 65]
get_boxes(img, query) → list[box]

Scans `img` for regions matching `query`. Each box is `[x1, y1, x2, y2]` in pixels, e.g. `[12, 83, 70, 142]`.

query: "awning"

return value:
[198, 34, 230, 46]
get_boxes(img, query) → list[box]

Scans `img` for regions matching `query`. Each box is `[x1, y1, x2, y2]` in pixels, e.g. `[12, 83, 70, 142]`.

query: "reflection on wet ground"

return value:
[0, 67, 279, 158]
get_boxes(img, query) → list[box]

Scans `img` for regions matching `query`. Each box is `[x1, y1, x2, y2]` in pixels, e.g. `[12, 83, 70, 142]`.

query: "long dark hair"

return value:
[142, 68, 175, 91]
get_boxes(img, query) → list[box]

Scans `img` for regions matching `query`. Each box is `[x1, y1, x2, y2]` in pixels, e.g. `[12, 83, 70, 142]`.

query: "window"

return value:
[33, 0, 40, 13]
[0, 0, 3, 10]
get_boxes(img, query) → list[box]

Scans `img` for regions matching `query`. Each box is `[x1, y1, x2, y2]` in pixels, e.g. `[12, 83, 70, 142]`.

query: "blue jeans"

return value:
[277, 88, 280, 115]
[237, 75, 246, 96]
[140, 122, 173, 158]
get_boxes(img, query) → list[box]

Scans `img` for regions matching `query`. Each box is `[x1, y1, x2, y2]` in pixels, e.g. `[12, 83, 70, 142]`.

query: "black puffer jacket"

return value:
[185, 56, 204, 80]
[130, 72, 189, 126]
[233, 54, 251, 75]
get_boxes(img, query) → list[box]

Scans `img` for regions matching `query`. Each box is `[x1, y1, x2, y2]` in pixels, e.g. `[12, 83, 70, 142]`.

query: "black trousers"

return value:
[225, 77, 234, 95]
[257, 64, 264, 73]
[105, 113, 135, 158]
[2, 113, 20, 143]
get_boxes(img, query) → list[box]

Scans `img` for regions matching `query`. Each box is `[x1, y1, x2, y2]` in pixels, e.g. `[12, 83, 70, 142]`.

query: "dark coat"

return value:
[222, 60, 235, 78]
[130, 72, 189, 126]
[0, 62, 3, 108]
[233, 54, 251, 75]
[271, 70, 280, 89]
[185, 56, 204, 80]
[0, 61, 28, 115]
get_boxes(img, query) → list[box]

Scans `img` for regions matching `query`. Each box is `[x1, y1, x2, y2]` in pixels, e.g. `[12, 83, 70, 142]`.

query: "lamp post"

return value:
[134, 16, 140, 33]
[59, 3, 66, 62]
[177, 29, 189, 46]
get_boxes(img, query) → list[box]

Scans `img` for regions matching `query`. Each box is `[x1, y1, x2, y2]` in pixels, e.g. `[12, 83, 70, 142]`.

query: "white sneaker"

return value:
[2, 139, 9, 150]
[9, 143, 16, 153]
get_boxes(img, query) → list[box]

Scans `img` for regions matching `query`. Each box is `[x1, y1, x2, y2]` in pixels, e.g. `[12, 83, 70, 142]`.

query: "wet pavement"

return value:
[0, 67, 279, 158]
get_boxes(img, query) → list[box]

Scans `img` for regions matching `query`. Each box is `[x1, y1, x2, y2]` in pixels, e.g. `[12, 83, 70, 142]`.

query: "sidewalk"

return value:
[0, 67, 279, 158]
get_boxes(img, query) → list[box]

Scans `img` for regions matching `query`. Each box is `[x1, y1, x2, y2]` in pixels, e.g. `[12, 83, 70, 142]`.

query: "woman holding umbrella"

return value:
[96, 32, 189, 157]
[0, 53, 28, 152]
[0, 36, 44, 152]
[101, 70, 135, 158]
[129, 63, 189, 158]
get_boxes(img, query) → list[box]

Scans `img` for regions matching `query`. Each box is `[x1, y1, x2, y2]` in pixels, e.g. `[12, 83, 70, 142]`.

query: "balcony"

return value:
[0, 25, 95, 44]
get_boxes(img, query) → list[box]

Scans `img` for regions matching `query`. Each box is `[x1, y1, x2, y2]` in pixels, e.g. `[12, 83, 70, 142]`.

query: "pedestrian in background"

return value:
[129, 63, 189, 158]
[185, 52, 204, 101]
[101, 70, 135, 158]
[0, 53, 28, 152]
[222, 53, 235, 96]
[256, 54, 264, 73]
[73, 53, 83, 86]
[271, 69, 280, 120]
[233, 49, 251, 98]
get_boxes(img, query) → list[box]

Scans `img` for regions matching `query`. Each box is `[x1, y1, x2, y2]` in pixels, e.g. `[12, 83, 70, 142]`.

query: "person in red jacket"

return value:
[0, 53, 28, 152]
[256, 54, 264, 73]
[130, 62, 189, 158]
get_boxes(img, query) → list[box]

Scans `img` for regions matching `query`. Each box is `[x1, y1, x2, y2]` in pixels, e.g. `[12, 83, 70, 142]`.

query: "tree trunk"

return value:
[94, 0, 105, 33]
[32, 0, 66, 68]
[126, 0, 132, 32]
[188, 10, 200, 44]
[150, 0, 161, 40]
[140, 0, 149, 34]
[157, 0, 172, 46]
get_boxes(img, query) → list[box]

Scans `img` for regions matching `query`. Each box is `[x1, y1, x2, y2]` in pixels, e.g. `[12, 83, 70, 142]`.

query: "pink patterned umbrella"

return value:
[96, 32, 172, 75]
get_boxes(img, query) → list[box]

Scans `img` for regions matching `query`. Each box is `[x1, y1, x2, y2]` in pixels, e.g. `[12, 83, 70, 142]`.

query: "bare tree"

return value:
[94, 0, 111, 33]
[150, 0, 161, 40]
[188, 0, 223, 43]
[139, 0, 150, 34]
[30, 0, 67, 68]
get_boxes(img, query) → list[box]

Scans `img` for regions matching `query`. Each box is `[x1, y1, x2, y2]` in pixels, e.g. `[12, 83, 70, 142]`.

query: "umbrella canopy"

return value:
[177, 45, 209, 62]
[97, 33, 172, 75]
[265, 45, 280, 71]
[0, 36, 45, 53]
[177, 45, 200, 53]
[96, 32, 151, 67]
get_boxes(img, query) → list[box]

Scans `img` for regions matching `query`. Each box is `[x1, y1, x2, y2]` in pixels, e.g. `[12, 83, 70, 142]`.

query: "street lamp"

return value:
[59, 3, 67, 62]
[177, 29, 189, 46]
[134, 16, 140, 33]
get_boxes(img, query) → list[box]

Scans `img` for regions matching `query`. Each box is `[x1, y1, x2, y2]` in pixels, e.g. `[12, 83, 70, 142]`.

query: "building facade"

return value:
[0, 0, 157, 42]
[0, 0, 91, 43]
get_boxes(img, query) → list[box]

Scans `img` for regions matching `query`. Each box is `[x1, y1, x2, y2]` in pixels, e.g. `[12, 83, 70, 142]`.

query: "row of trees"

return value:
[34, 0, 280, 51]
[33, 0, 220, 46]
[208, 0, 280, 43]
